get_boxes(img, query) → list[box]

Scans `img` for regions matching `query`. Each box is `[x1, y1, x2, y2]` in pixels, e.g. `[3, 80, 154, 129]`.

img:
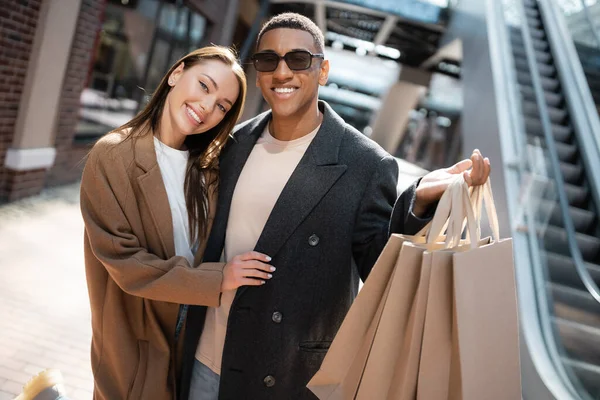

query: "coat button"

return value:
[272, 311, 283, 324]
[264, 375, 276, 388]
[308, 234, 320, 246]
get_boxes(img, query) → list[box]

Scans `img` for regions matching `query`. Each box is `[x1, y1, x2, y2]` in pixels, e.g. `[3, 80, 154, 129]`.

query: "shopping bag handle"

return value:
[413, 181, 452, 242]
[471, 178, 500, 242]
[444, 175, 479, 248]
[419, 176, 500, 248]
[423, 175, 477, 248]
[449, 176, 501, 247]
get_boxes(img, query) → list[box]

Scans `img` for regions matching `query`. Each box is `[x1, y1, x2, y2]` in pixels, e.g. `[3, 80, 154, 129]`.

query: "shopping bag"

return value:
[417, 173, 480, 400]
[416, 177, 521, 400]
[450, 180, 521, 399]
[355, 239, 432, 400]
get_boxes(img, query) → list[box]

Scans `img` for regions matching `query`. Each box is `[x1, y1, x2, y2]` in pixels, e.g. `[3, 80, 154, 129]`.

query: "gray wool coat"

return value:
[179, 101, 428, 400]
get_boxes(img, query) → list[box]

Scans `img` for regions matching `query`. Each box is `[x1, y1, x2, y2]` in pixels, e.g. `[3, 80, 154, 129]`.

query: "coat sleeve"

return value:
[389, 179, 436, 236]
[352, 156, 432, 282]
[80, 146, 224, 307]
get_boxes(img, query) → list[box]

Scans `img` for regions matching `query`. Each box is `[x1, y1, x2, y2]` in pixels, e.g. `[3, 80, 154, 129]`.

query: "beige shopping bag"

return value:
[416, 174, 480, 400]
[355, 240, 431, 400]
[450, 180, 521, 400]
[416, 249, 454, 400]
[409, 178, 487, 400]
[416, 177, 521, 400]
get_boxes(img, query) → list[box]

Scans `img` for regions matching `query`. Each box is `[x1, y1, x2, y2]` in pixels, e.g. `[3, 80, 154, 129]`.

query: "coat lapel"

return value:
[202, 114, 270, 262]
[254, 102, 348, 257]
[236, 102, 348, 298]
[134, 133, 176, 259]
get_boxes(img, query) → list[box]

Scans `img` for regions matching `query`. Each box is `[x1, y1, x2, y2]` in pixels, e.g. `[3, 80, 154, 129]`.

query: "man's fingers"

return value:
[446, 158, 472, 174]
[417, 177, 455, 203]
[463, 170, 473, 186]
[465, 154, 491, 186]
[470, 152, 482, 184]
[238, 251, 272, 262]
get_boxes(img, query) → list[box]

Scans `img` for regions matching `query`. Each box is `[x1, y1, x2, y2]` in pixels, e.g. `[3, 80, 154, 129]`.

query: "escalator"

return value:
[505, 0, 600, 397]
[575, 42, 600, 106]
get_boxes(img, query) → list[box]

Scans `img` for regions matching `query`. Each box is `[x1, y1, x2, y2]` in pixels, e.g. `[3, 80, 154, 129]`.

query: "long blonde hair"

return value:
[112, 46, 247, 241]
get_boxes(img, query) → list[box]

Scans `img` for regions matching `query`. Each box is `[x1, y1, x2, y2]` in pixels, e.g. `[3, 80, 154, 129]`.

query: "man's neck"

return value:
[269, 103, 323, 141]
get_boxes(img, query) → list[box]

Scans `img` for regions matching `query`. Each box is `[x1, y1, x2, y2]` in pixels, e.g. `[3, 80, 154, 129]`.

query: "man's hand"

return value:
[221, 251, 275, 291]
[413, 149, 491, 217]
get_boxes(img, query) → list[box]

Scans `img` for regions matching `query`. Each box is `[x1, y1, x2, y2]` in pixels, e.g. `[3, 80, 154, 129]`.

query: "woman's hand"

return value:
[221, 251, 275, 291]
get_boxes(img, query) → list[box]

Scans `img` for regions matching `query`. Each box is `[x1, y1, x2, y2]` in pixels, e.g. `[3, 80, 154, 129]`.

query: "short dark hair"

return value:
[256, 12, 325, 52]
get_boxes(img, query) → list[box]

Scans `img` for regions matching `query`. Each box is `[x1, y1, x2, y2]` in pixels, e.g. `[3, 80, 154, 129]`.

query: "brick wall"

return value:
[4, 168, 46, 202]
[0, 1, 42, 202]
[46, 0, 106, 187]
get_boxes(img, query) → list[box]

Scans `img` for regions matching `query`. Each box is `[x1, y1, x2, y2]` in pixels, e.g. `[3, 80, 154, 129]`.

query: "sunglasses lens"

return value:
[253, 53, 279, 72]
[285, 51, 312, 70]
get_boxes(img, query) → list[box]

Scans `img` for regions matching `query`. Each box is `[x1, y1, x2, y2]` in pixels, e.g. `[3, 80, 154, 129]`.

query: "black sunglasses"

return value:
[251, 50, 325, 72]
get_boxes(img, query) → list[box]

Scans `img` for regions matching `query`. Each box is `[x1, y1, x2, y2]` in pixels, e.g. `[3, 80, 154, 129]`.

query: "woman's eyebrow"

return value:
[200, 73, 218, 90]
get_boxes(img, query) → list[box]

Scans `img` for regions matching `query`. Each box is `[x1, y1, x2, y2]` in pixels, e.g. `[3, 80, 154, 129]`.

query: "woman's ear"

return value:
[168, 62, 185, 86]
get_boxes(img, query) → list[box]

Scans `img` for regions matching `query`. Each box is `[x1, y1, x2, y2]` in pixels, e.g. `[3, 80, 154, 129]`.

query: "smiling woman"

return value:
[78, 46, 274, 400]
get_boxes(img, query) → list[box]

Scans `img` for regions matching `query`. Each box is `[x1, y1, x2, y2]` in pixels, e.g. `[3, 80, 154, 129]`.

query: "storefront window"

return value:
[76, 0, 207, 143]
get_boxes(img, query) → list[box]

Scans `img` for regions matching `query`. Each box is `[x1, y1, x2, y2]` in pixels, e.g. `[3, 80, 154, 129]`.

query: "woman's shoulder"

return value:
[88, 129, 135, 164]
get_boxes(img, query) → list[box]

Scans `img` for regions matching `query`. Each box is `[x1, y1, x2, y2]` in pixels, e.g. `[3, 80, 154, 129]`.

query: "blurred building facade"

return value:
[0, 0, 258, 203]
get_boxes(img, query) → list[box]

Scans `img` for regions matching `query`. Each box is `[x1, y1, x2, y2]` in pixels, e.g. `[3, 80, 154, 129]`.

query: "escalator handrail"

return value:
[538, 0, 600, 202]
[520, 0, 600, 306]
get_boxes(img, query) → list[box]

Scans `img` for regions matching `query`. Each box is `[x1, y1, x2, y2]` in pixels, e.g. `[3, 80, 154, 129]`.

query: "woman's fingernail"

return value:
[261, 281, 266, 285]
[268, 274, 273, 278]
[270, 266, 276, 272]
[266, 256, 272, 261]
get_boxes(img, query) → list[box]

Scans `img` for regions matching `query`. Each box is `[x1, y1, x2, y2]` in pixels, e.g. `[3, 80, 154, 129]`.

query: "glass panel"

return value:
[76, 0, 160, 143]
[158, 2, 178, 34]
[189, 13, 207, 51]
[144, 38, 170, 95]
[554, 0, 600, 108]
[335, 0, 446, 24]
[76, 0, 207, 142]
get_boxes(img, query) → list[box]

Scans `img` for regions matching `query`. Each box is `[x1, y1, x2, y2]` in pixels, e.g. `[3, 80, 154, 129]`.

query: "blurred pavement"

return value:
[0, 183, 93, 400]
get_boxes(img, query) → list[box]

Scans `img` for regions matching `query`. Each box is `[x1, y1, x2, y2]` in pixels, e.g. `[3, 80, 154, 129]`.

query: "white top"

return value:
[196, 123, 321, 374]
[153, 136, 195, 265]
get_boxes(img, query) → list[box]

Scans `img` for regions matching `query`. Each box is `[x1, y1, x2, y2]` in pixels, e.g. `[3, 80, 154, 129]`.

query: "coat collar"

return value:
[133, 131, 159, 172]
